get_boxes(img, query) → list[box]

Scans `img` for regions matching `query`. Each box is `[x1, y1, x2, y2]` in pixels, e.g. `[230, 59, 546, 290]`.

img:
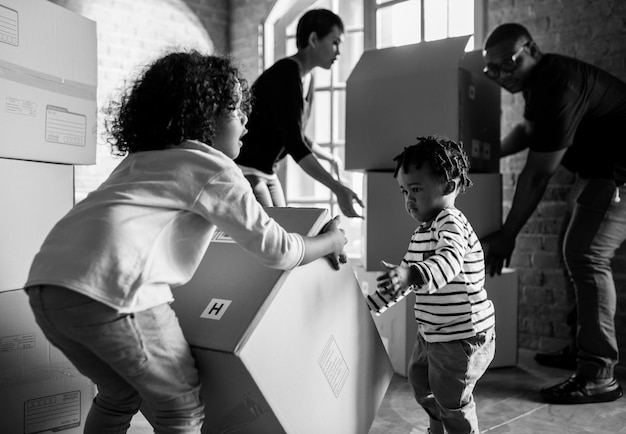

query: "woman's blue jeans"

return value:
[563, 178, 626, 379]
[26, 285, 204, 433]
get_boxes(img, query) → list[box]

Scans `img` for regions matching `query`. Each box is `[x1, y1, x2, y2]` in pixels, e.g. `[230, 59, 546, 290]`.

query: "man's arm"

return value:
[501, 121, 534, 157]
[487, 147, 567, 275]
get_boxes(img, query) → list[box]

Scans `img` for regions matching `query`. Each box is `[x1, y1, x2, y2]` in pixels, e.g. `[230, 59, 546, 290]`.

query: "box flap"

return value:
[347, 35, 470, 83]
[173, 208, 329, 353]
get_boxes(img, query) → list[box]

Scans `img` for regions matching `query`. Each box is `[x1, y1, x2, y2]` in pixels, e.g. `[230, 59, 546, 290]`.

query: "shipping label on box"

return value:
[0, 0, 97, 164]
[0, 365, 95, 434]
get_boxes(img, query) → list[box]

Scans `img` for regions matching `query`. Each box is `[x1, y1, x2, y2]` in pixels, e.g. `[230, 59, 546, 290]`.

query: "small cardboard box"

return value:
[0, 0, 97, 164]
[0, 364, 95, 434]
[0, 158, 74, 293]
[345, 37, 500, 172]
[165, 208, 393, 434]
[355, 265, 519, 376]
[362, 171, 502, 271]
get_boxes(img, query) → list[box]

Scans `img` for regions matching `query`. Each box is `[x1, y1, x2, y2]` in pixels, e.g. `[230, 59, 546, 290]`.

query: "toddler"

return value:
[367, 136, 495, 434]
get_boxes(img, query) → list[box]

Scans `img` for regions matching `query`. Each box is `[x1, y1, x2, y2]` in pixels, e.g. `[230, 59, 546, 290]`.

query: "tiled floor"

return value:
[128, 349, 626, 433]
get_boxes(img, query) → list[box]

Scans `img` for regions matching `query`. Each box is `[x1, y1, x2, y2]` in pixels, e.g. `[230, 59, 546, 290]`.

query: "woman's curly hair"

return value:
[104, 50, 251, 156]
[393, 135, 473, 193]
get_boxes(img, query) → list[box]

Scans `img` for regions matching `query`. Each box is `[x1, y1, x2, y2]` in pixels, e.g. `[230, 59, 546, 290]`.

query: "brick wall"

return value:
[230, 0, 276, 82]
[48, 0, 229, 202]
[487, 0, 626, 365]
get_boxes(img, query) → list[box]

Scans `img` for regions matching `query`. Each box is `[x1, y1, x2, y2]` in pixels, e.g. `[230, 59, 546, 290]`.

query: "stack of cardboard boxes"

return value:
[0, 1, 97, 432]
[345, 36, 519, 375]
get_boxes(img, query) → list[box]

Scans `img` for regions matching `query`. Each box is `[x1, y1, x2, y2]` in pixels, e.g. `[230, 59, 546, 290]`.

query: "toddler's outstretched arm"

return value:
[366, 260, 423, 314]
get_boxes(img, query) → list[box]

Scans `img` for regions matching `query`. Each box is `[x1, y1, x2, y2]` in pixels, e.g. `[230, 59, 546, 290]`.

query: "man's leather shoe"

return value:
[540, 374, 623, 404]
[535, 345, 577, 370]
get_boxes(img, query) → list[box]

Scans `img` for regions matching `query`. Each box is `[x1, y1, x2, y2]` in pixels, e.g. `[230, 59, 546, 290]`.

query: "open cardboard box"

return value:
[146, 208, 394, 434]
[345, 36, 500, 172]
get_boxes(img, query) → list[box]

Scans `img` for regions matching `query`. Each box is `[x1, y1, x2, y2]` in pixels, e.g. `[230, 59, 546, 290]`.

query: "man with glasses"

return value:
[483, 22, 626, 404]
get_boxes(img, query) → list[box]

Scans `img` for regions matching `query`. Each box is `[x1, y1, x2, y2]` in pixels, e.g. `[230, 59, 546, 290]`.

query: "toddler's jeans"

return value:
[408, 328, 495, 434]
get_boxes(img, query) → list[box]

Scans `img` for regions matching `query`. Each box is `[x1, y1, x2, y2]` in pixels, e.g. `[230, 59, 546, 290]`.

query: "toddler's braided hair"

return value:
[393, 136, 473, 193]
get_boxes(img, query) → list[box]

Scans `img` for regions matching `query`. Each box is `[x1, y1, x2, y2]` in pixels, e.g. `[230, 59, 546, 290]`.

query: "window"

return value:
[375, 0, 476, 49]
[267, 0, 481, 258]
[277, 0, 366, 257]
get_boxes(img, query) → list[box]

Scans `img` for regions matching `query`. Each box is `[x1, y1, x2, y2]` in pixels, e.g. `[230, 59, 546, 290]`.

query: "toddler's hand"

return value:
[376, 260, 410, 296]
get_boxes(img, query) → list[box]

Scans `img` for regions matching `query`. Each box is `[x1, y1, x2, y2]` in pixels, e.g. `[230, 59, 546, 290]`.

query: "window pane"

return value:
[336, 31, 363, 83]
[316, 66, 332, 87]
[338, 0, 363, 28]
[448, 0, 474, 37]
[286, 18, 298, 37]
[284, 159, 331, 201]
[376, 0, 421, 49]
[313, 90, 331, 143]
[286, 36, 297, 56]
[333, 90, 345, 142]
[424, 0, 447, 41]
[343, 171, 364, 257]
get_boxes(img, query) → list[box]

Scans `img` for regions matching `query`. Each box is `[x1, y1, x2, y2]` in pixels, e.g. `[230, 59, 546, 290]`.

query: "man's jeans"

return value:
[26, 285, 204, 433]
[408, 328, 495, 434]
[563, 178, 626, 379]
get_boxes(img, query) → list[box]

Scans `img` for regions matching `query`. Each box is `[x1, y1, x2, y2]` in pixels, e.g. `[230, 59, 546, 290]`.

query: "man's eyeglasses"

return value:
[483, 41, 531, 79]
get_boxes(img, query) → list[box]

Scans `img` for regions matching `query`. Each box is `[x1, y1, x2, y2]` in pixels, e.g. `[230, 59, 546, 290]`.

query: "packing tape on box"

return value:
[0, 59, 96, 101]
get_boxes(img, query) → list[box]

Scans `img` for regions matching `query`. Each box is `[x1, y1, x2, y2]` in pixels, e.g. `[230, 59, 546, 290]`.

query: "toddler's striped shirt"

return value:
[366, 207, 495, 343]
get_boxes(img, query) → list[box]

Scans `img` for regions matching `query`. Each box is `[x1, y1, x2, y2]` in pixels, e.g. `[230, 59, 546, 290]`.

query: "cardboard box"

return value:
[345, 37, 500, 172]
[355, 265, 518, 376]
[486, 268, 519, 368]
[362, 171, 502, 270]
[0, 0, 97, 164]
[0, 289, 49, 373]
[0, 364, 95, 434]
[353, 264, 416, 377]
[165, 208, 394, 434]
[0, 289, 72, 374]
[0, 158, 74, 293]
[0, 289, 96, 433]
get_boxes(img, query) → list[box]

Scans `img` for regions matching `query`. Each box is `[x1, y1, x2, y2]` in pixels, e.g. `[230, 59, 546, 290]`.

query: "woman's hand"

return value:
[335, 185, 364, 219]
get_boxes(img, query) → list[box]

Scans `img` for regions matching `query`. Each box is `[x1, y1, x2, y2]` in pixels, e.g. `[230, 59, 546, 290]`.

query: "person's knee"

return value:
[94, 390, 142, 414]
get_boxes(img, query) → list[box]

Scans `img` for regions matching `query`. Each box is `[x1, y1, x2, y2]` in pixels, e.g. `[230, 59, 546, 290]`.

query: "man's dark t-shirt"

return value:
[523, 53, 626, 184]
